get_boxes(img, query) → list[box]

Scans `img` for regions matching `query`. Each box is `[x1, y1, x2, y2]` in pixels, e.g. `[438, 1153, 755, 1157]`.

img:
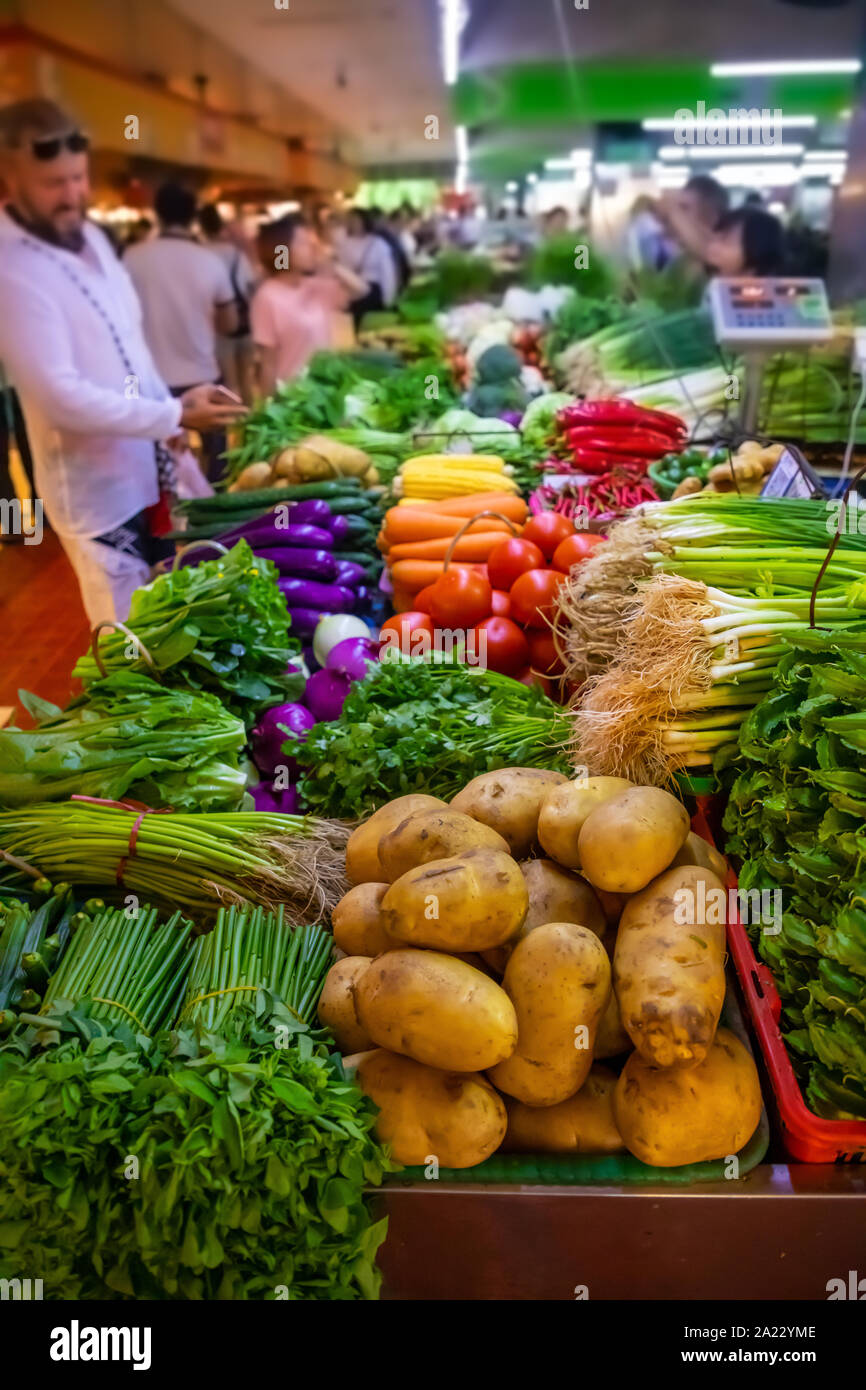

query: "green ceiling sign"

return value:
[454, 61, 856, 127]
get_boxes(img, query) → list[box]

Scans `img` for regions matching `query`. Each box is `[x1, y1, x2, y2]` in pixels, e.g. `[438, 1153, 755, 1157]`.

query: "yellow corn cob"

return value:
[400, 461, 505, 478]
[401, 474, 519, 498]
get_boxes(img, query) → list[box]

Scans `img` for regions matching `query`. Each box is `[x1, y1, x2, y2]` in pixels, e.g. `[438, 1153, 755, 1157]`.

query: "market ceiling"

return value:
[458, 0, 864, 175]
[166, 0, 454, 165]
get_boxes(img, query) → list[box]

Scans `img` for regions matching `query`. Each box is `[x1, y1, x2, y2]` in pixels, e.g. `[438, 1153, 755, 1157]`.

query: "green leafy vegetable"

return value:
[0, 672, 247, 811]
[72, 542, 300, 725]
[297, 656, 571, 819]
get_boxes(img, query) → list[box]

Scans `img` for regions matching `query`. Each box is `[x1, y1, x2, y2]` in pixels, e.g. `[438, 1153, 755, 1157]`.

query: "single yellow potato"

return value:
[488, 922, 611, 1106]
[614, 1027, 762, 1166]
[594, 987, 632, 1059]
[378, 808, 509, 883]
[614, 865, 727, 1069]
[502, 1066, 624, 1153]
[381, 848, 528, 952]
[578, 785, 690, 894]
[537, 776, 632, 870]
[318, 956, 372, 1053]
[332, 882, 393, 956]
[354, 949, 518, 1072]
[450, 767, 568, 858]
[478, 859, 605, 974]
[345, 794, 446, 884]
[670, 831, 728, 881]
[356, 1049, 507, 1169]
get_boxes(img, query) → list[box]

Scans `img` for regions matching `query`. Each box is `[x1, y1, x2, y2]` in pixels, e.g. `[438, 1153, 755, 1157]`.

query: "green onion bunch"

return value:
[0, 803, 349, 923]
[39, 905, 193, 1037]
[180, 904, 332, 1034]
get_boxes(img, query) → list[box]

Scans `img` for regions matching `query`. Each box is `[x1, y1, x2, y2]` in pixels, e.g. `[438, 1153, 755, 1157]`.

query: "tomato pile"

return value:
[380, 511, 603, 686]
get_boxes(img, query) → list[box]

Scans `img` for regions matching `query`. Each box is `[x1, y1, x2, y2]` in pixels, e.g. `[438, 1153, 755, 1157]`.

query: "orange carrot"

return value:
[397, 492, 528, 522]
[387, 531, 510, 564]
[383, 508, 513, 546]
[390, 559, 476, 591]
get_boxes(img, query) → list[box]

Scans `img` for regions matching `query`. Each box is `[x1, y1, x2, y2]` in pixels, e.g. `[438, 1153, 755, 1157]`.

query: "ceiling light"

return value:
[658, 143, 805, 160]
[545, 157, 577, 170]
[505, 180, 518, 193]
[803, 149, 847, 161]
[643, 115, 816, 131]
[439, 0, 467, 86]
[570, 148, 593, 165]
[526, 172, 538, 185]
[711, 60, 862, 77]
[711, 163, 802, 187]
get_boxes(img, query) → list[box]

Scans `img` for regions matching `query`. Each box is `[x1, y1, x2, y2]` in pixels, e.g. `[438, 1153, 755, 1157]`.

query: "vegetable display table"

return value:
[375, 1165, 866, 1300]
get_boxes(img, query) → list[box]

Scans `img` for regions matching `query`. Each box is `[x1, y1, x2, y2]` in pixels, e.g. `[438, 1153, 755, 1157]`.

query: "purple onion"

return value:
[251, 781, 300, 814]
[304, 667, 353, 722]
[251, 702, 315, 776]
[325, 635, 379, 682]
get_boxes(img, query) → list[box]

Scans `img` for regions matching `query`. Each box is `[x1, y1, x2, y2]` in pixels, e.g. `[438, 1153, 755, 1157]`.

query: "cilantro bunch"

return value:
[297, 657, 571, 819]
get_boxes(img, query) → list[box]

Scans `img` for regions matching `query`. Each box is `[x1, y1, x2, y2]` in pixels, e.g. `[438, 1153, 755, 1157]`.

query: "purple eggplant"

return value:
[325, 514, 350, 544]
[278, 578, 355, 612]
[260, 548, 338, 580]
[333, 559, 365, 588]
[288, 607, 328, 639]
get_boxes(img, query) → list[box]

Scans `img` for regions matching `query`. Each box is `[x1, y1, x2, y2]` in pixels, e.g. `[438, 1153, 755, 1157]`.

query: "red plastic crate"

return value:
[694, 805, 866, 1164]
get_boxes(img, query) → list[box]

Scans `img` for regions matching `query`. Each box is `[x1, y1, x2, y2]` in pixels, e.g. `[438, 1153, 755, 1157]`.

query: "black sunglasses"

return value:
[31, 131, 89, 161]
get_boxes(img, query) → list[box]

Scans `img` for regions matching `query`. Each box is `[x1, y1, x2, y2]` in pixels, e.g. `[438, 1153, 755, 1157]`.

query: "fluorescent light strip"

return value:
[803, 149, 847, 161]
[439, 0, 466, 86]
[570, 148, 593, 165]
[643, 115, 816, 131]
[659, 142, 805, 160]
[545, 157, 577, 170]
[711, 60, 861, 77]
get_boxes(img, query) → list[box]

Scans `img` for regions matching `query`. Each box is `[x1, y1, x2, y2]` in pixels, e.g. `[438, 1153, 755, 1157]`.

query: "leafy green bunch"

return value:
[297, 656, 571, 819]
[724, 630, 866, 1119]
[72, 542, 301, 725]
[0, 672, 247, 812]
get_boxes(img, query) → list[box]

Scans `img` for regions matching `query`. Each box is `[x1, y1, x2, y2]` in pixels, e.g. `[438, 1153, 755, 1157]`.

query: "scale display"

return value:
[709, 277, 833, 350]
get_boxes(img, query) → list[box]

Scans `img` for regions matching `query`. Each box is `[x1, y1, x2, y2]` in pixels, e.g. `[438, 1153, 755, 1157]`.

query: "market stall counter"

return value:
[375, 1163, 866, 1301]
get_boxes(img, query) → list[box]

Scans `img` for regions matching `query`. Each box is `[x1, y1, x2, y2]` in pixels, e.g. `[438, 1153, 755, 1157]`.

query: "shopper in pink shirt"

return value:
[250, 217, 366, 396]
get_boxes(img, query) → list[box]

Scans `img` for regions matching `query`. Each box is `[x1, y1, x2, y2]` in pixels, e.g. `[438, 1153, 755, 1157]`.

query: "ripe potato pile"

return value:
[320, 775, 762, 1171]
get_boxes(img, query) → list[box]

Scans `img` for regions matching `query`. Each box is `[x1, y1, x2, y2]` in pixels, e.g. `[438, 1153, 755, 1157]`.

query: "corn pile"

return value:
[394, 453, 519, 500]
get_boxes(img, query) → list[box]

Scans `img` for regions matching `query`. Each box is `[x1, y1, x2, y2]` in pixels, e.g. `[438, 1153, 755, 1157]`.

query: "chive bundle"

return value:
[41, 906, 193, 1036]
[180, 904, 333, 1033]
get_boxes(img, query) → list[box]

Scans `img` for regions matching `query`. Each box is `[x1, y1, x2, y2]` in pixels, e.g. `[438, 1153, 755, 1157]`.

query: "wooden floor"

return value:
[0, 530, 90, 723]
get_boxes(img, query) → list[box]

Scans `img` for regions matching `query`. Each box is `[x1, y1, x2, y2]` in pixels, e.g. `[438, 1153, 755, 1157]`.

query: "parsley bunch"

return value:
[297, 657, 571, 819]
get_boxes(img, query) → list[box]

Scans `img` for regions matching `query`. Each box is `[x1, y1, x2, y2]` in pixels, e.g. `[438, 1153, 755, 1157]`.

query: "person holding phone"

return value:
[0, 98, 245, 625]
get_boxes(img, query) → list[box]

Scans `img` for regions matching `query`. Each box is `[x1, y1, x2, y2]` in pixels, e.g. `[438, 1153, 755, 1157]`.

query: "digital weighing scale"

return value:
[708, 276, 834, 435]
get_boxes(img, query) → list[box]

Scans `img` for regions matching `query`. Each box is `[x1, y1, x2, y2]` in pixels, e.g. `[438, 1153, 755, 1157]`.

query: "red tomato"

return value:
[428, 569, 492, 627]
[379, 611, 435, 657]
[474, 616, 529, 677]
[552, 532, 605, 573]
[509, 569, 566, 628]
[487, 537, 545, 590]
[490, 588, 511, 617]
[414, 585, 436, 614]
[522, 512, 575, 559]
[527, 628, 564, 677]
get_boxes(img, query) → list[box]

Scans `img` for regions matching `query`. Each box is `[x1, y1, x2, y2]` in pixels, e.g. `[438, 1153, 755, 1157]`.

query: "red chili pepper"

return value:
[557, 399, 686, 438]
[564, 426, 680, 458]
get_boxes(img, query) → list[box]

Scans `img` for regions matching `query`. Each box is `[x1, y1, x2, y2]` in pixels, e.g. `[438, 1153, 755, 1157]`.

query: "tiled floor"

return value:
[0, 531, 90, 724]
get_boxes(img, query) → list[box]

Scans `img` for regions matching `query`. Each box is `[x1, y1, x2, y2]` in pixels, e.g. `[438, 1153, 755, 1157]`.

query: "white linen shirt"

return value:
[0, 210, 181, 539]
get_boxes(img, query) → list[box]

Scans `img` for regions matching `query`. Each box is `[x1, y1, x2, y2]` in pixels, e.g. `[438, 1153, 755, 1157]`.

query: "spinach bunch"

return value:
[724, 630, 866, 1119]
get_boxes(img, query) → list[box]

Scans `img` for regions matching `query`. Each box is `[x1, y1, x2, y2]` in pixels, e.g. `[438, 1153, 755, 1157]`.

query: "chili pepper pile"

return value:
[531, 466, 659, 523]
[553, 399, 688, 475]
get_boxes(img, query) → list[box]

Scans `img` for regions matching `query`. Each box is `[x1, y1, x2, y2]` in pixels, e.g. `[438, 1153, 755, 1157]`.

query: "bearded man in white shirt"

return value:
[0, 99, 244, 626]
